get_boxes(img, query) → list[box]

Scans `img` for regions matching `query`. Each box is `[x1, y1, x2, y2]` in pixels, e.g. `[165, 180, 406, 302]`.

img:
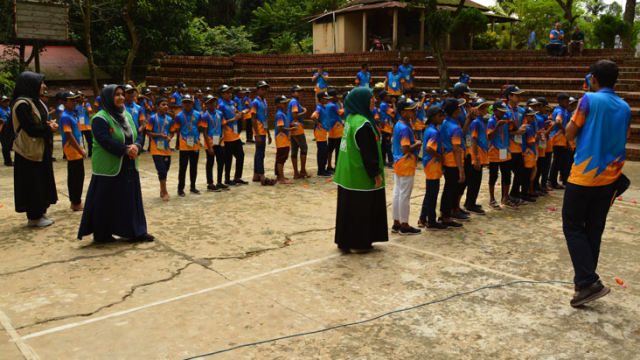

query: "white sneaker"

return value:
[27, 217, 55, 227]
[42, 214, 56, 223]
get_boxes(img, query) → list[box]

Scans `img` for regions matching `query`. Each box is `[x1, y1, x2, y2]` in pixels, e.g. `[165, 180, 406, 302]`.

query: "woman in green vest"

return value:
[334, 87, 387, 253]
[78, 85, 153, 243]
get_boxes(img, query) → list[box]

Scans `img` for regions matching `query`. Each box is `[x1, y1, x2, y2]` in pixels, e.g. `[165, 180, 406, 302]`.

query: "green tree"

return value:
[585, 0, 607, 17]
[450, 8, 489, 49]
[593, 14, 633, 48]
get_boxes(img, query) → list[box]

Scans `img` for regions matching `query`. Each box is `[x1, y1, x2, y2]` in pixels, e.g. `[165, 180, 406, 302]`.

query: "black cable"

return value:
[184, 280, 573, 359]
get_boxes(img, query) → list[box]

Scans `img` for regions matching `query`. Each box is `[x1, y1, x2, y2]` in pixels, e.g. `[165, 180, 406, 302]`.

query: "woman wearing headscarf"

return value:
[11, 72, 59, 227]
[78, 85, 153, 243]
[334, 87, 388, 253]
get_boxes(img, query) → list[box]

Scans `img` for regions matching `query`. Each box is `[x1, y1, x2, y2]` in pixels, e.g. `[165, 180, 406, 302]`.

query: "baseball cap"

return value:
[76, 90, 84, 96]
[569, 96, 579, 104]
[290, 85, 303, 92]
[194, 88, 202, 94]
[204, 86, 213, 93]
[142, 88, 153, 95]
[504, 85, 525, 98]
[536, 97, 553, 108]
[317, 91, 332, 101]
[442, 98, 465, 115]
[524, 107, 538, 116]
[425, 105, 445, 119]
[418, 91, 427, 98]
[327, 89, 341, 98]
[182, 94, 194, 103]
[177, 82, 187, 89]
[0, 95, 10, 102]
[41, 90, 49, 97]
[204, 94, 218, 103]
[378, 90, 389, 99]
[61, 91, 81, 100]
[124, 84, 136, 92]
[256, 81, 270, 89]
[557, 93, 570, 101]
[526, 98, 540, 107]
[155, 97, 168, 106]
[275, 95, 290, 105]
[159, 87, 170, 94]
[397, 98, 418, 112]
[493, 100, 509, 112]
[218, 85, 233, 94]
[430, 90, 438, 95]
[472, 97, 489, 108]
[441, 90, 449, 96]
[453, 83, 477, 98]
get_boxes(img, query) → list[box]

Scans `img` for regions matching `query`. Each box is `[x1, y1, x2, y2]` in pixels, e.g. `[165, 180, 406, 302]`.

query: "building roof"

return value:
[341, 0, 489, 11]
[0, 45, 110, 82]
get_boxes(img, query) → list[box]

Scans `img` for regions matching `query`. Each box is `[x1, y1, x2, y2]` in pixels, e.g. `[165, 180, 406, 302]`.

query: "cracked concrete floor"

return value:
[1, 131, 639, 359]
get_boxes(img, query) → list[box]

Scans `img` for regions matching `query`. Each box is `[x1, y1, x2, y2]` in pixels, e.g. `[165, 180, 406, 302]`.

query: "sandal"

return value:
[269, 178, 277, 186]
[489, 200, 502, 210]
[261, 178, 271, 186]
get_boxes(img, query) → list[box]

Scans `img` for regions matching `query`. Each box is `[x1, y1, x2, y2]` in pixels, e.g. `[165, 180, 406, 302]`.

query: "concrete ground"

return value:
[1, 131, 639, 359]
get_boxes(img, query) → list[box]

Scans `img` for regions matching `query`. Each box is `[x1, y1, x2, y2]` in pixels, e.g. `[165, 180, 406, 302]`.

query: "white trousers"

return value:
[392, 174, 415, 223]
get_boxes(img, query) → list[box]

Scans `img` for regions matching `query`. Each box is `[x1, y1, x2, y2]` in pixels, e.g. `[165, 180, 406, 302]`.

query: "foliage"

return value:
[593, 14, 633, 48]
[181, 19, 255, 56]
[0, 72, 15, 97]
[449, 8, 489, 49]
[474, 31, 499, 50]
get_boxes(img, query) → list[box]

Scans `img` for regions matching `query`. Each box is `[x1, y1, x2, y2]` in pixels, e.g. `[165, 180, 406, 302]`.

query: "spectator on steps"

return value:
[545, 23, 567, 57]
[568, 26, 585, 57]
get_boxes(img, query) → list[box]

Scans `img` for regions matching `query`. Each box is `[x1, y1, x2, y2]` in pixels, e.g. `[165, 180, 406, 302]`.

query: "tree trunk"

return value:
[623, 0, 636, 49]
[123, 0, 139, 83]
[429, 33, 449, 91]
[554, 0, 578, 25]
[78, 0, 99, 96]
[19, 43, 38, 72]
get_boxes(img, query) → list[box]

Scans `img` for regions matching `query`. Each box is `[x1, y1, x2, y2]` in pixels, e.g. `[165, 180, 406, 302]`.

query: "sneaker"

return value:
[217, 183, 230, 191]
[417, 220, 426, 228]
[441, 220, 463, 228]
[190, 188, 201, 195]
[458, 209, 470, 216]
[570, 280, 610, 307]
[207, 184, 222, 192]
[234, 179, 249, 185]
[225, 180, 237, 186]
[317, 172, 331, 178]
[391, 225, 401, 233]
[451, 212, 471, 221]
[42, 214, 56, 223]
[326, 167, 335, 173]
[465, 206, 486, 215]
[400, 226, 422, 236]
[27, 217, 55, 227]
[133, 233, 155, 242]
[426, 222, 448, 231]
[4, 161, 13, 167]
[178, 189, 186, 197]
[523, 196, 537, 204]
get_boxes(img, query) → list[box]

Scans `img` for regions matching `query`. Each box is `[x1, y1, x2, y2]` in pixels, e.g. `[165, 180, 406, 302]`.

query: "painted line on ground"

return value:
[22, 253, 340, 340]
[0, 309, 40, 360]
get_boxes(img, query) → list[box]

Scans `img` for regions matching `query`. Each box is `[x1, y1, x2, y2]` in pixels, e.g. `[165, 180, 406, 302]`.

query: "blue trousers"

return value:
[254, 135, 266, 174]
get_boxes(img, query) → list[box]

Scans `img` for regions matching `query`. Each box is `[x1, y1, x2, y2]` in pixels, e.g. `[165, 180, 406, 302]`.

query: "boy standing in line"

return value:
[251, 81, 274, 185]
[242, 88, 254, 143]
[200, 95, 230, 192]
[218, 85, 247, 186]
[288, 85, 309, 178]
[549, 93, 571, 189]
[439, 98, 466, 228]
[124, 85, 147, 149]
[170, 94, 202, 196]
[385, 63, 403, 98]
[194, 89, 203, 113]
[378, 91, 396, 167]
[355, 63, 371, 88]
[146, 98, 174, 201]
[486, 101, 513, 209]
[59, 91, 86, 211]
[521, 107, 539, 203]
[398, 57, 415, 97]
[504, 85, 528, 205]
[326, 89, 345, 173]
[418, 105, 449, 230]
[170, 82, 187, 150]
[76, 92, 93, 158]
[390, 98, 422, 235]
[464, 98, 490, 214]
[274, 95, 295, 184]
[311, 91, 332, 177]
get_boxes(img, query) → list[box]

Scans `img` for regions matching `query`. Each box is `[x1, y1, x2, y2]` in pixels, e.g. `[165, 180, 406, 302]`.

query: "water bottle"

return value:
[398, 51, 401, 58]
[601, 42, 604, 49]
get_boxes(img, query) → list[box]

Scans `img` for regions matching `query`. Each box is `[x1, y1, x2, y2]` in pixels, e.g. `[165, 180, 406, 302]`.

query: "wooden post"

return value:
[510, 32, 514, 50]
[34, 41, 40, 74]
[491, 20, 495, 32]
[362, 11, 367, 52]
[393, 8, 398, 50]
[419, 11, 425, 51]
[447, 34, 451, 51]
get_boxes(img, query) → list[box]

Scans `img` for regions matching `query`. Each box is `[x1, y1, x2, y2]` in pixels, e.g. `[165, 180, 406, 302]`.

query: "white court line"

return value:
[0, 309, 40, 359]
[387, 242, 574, 294]
[23, 253, 340, 340]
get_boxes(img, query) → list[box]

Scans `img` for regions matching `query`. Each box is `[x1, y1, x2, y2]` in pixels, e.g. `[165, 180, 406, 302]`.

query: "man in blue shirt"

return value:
[355, 63, 371, 88]
[171, 82, 187, 150]
[562, 60, 631, 307]
[545, 22, 567, 57]
[170, 94, 202, 196]
[312, 65, 328, 95]
[399, 57, 415, 97]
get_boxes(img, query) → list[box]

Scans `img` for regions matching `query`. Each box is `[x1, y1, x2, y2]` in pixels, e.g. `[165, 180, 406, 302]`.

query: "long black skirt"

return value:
[335, 186, 388, 250]
[78, 157, 147, 240]
[14, 152, 58, 217]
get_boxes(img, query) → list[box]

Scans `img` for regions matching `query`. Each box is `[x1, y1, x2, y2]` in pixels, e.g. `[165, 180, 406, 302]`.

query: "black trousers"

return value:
[440, 166, 460, 219]
[522, 166, 533, 197]
[245, 118, 254, 141]
[562, 149, 574, 185]
[327, 137, 341, 165]
[224, 139, 244, 180]
[316, 140, 328, 173]
[419, 179, 440, 224]
[2, 141, 11, 164]
[545, 43, 567, 56]
[489, 160, 512, 186]
[509, 152, 524, 198]
[534, 155, 546, 191]
[82, 130, 93, 157]
[464, 157, 483, 208]
[562, 182, 616, 285]
[178, 150, 199, 191]
[381, 133, 393, 165]
[550, 146, 564, 186]
[67, 159, 85, 205]
[206, 145, 226, 185]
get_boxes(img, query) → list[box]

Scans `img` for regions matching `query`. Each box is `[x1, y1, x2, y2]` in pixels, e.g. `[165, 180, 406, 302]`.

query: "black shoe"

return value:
[458, 209, 470, 216]
[426, 222, 448, 231]
[190, 188, 201, 195]
[523, 196, 537, 204]
[570, 280, 610, 307]
[234, 179, 249, 185]
[465, 205, 486, 215]
[217, 183, 230, 191]
[400, 226, 422, 236]
[451, 212, 471, 221]
[51, 157, 57, 162]
[4, 161, 13, 167]
[178, 189, 186, 197]
[207, 184, 222, 192]
[225, 180, 237, 186]
[391, 225, 401, 233]
[417, 220, 426, 228]
[94, 235, 117, 243]
[442, 220, 463, 228]
[317, 172, 331, 178]
[247, 139, 255, 143]
[133, 233, 155, 242]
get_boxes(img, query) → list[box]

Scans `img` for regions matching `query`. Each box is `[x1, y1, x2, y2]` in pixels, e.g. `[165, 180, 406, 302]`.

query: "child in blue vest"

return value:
[418, 105, 448, 230]
[356, 63, 371, 88]
[200, 95, 230, 192]
[274, 95, 295, 184]
[147, 98, 174, 201]
[170, 94, 201, 196]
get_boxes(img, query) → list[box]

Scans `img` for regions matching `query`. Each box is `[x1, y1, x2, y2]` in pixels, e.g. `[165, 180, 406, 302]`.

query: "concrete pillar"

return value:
[393, 8, 398, 50]
[419, 11, 425, 51]
[363, 11, 367, 52]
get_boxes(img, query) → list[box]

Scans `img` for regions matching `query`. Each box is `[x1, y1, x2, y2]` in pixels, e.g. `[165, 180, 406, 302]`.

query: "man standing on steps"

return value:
[399, 57, 415, 98]
[355, 63, 371, 88]
[562, 59, 631, 307]
[312, 65, 329, 99]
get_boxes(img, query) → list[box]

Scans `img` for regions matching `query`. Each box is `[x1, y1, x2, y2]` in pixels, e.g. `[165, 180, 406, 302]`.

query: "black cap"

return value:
[569, 96, 579, 104]
[218, 85, 233, 94]
[526, 98, 540, 107]
[275, 95, 290, 105]
[124, 84, 136, 92]
[504, 85, 525, 98]
[327, 89, 341, 98]
[557, 93, 570, 101]
[537, 97, 553, 108]
[472, 97, 489, 108]
[524, 107, 538, 116]
[204, 86, 213, 92]
[418, 91, 427, 97]
[234, 88, 242, 94]
[204, 94, 218, 103]
[142, 88, 153, 95]
[426, 105, 445, 119]
[256, 81, 270, 89]
[317, 91, 331, 101]
[397, 98, 419, 112]
[182, 94, 194, 103]
[442, 98, 465, 115]
[453, 83, 477, 98]
[342, 91, 350, 99]
[177, 82, 187, 89]
[378, 90, 389, 99]
[290, 85, 303, 92]
[160, 87, 170, 94]
[155, 97, 168, 106]
[493, 100, 509, 112]
[194, 88, 202, 94]
[61, 91, 81, 100]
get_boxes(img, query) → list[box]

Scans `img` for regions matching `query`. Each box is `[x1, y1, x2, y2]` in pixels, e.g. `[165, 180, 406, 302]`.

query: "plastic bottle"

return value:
[601, 42, 604, 49]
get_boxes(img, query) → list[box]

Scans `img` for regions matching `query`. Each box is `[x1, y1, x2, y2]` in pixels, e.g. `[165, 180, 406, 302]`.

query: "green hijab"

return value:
[344, 87, 377, 134]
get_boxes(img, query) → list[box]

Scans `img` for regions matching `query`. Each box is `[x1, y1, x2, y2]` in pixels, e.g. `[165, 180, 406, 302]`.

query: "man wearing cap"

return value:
[385, 63, 403, 98]
[534, 97, 554, 193]
[326, 89, 345, 173]
[200, 94, 229, 192]
[390, 98, 422, 235]
[288, 85, 309, 179]
[453, 83, 478, 219]
[0, 95, 13, 166]
[465, 98, 490, 214]
[218, 85, 245, 185]
[504, 85, 528, 205]
[140, 88, 155, 120]
[545, 22, 567, 57]
[233, 88, 245, 141]
[311, 91, 332, 177]
[440, 98, 467, 228]
[59, 91, 86, 211]
[521, 106, 540, 203]
[242, 88, 253, 143]
[399, 57, 415, 97]
[355, 63, 371, 88]
[561, 59, 631, 307]
[486, 100, 513, 209]
[124, 85, 147, 151]
[170, 94, 202, 196]
[251, 81, 273, 185]
[76, 92, 94, 158]
[378, 90, 396, 167]
[312, 65, 329, 96]
[171, 82, 186, 111]
[193, 89, 203, 113]
[549, 93, 571, 189]
[274, 95, 295, 184]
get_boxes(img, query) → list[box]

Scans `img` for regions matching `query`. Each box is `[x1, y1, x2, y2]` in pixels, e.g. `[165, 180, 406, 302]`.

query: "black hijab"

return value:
[12, 71, 47, 121]
[99, 84, 132, 138]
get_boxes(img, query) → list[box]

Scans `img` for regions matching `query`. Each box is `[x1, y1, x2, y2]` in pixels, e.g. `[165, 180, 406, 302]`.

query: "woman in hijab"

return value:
[78, 85, 153, 243]
[333, 87, 388, 253]
[11, 72, 59, 227]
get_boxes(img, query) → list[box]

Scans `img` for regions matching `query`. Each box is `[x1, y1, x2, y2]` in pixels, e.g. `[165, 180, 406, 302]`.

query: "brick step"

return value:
[629, 124, 640, 143]
[626, 143, 640, 161]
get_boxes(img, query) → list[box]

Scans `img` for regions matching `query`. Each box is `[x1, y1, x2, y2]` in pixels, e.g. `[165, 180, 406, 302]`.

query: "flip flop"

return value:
[489, 200, 502, 210]
[261, 178, 271, 186]
[269, 178, 277, 186]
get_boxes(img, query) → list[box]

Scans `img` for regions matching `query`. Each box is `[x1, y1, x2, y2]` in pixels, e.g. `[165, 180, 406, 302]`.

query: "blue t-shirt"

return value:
[440, 116, 464, 167]
[313, 104, 329, 131]
[60, 109, 83, 160]
[314, 72, 328, 91]
[201, 109, 224, 140]
[550, 29, 564, 44]
[356, 71, 371, 88]
[174, 109, 201, 144]
[550, 106, 571, 139]
[505, 104, 525, 152]
[75, 103, 91, 127]
[386, 72, 402, 95]
[422, 124, 442, 167]
[250, 96, 268, 135]
[459, 74, 470, 84]
[275, 109, 290, 138]
[0, 106, 10, 124]
[325, 102, 343, 131]
[487, 114, 510, 150]
[470, 117, 488, 154]
[398, 64, 414, 86]
[124, 101, 144, 128]
[171, 91, 183, 106]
